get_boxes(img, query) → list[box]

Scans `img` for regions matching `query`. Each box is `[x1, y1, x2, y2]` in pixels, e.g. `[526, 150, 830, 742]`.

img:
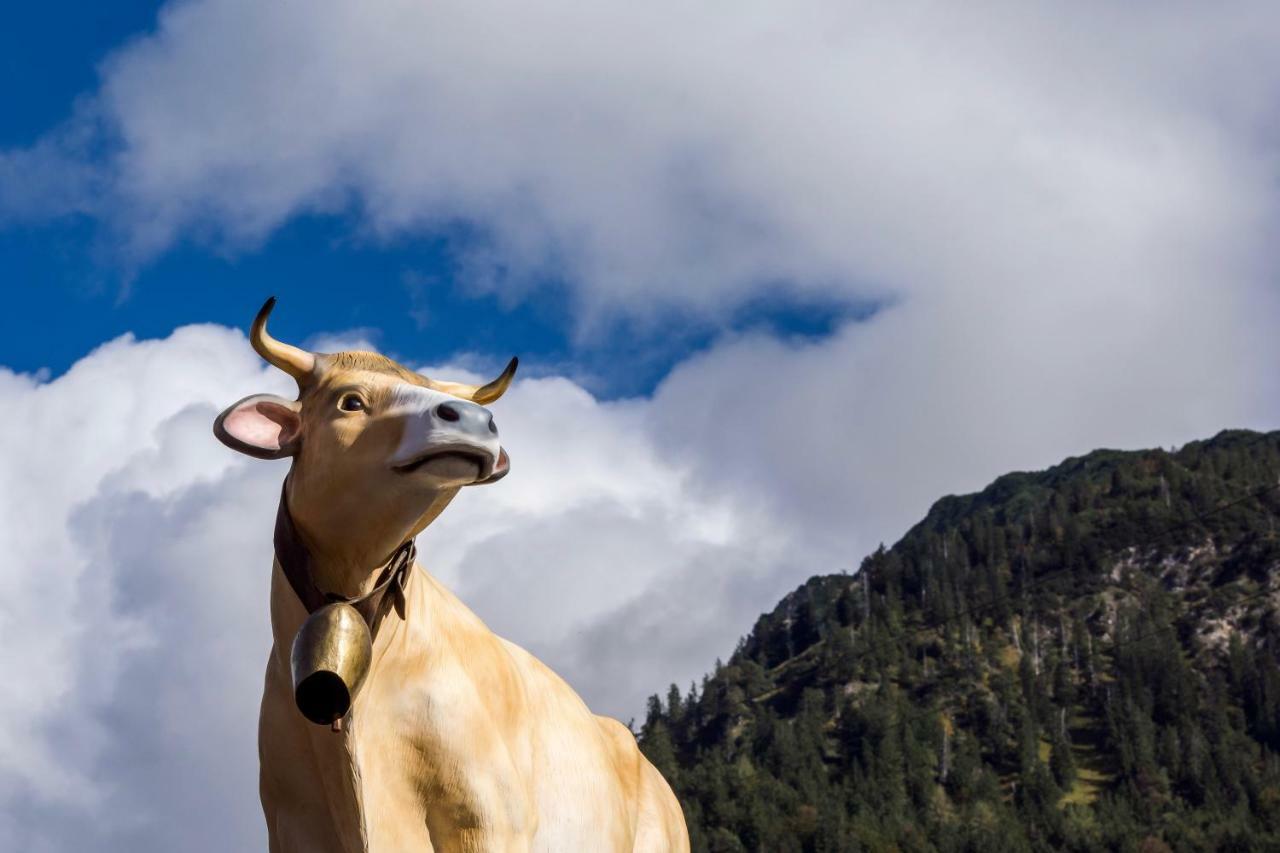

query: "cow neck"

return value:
[272, 482, 415, 636]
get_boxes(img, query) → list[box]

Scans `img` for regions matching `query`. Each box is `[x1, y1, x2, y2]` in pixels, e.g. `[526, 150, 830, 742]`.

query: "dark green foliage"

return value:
[641, 429, 1280, 852]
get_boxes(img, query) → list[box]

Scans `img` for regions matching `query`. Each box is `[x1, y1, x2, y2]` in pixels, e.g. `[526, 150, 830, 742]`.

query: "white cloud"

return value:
[5, 2, 1279, 322]
[4, 0, 1277, 431]
[4, 316, 1271, 849]
[0, 327, 798, 850]
[3, 1, 1280, 848]
[0, 326, 286, 849]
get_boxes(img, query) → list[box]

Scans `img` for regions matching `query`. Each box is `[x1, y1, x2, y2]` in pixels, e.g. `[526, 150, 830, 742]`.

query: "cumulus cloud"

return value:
[0, 327, 798, 850]
[4, 0, 1277, 442]
[5, 0, 1278, 438]
[4, 2, 1278, 320]
[4, 1, 1280, 849]
[0, 327, 283, 849]
[4, 317, 1270, 849]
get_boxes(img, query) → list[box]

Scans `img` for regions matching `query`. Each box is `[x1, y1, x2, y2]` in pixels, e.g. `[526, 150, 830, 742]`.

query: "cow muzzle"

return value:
[389, 395, 505, 483]
[290, 603, 372, 726]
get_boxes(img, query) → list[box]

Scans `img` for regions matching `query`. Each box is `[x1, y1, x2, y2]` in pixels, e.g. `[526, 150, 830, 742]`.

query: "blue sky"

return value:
[2, 3, 1278, 850]
[2, 205, 851, 393]
[1, 0, 853, 394]
[0, 2, 159, 148]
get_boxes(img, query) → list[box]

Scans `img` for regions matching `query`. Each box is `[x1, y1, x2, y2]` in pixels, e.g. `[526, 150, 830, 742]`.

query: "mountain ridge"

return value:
[640, 428, 1280, 852]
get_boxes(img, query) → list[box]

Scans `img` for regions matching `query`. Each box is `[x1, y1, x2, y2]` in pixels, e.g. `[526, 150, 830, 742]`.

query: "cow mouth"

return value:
[392, 445, 493, 479]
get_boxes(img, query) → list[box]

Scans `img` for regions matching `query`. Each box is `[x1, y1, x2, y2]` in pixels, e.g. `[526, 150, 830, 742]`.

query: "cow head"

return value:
[214, 298, 516, 579]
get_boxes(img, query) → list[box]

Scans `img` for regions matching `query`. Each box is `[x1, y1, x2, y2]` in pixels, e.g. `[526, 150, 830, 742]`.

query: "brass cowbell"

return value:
[290, 602, 373, 726]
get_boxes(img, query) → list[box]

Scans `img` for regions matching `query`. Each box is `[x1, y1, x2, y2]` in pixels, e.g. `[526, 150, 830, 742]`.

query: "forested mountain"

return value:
[639, 429, 1280, 852]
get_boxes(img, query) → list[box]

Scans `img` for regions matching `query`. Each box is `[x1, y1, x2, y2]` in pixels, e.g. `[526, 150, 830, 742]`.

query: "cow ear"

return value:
[214, 394, 302, 459]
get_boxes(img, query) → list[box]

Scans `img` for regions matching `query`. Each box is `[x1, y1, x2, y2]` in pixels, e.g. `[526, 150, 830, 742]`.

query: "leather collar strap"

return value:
[272, 484, 414, 635]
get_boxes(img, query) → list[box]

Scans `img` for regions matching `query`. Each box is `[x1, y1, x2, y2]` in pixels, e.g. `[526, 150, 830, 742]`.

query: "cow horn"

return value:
[431, 357, 519, 404]
[469, 357, 519, 405]
[251, 297, 317, 383]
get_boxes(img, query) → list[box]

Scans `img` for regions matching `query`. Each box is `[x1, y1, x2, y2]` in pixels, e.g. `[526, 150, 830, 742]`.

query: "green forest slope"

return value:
[639, 429, 1280, 852]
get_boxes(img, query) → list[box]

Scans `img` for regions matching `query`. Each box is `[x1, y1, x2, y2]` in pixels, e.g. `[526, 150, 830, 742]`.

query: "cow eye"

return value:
[338, 395, 367, 413]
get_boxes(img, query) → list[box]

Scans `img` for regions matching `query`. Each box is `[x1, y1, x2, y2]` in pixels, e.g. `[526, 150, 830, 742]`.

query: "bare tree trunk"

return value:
[862, 571, 870, 623]
[939, 722, 951, 784]
[1086, 632, 1096, 687]
[1032, 618, 1041, 675]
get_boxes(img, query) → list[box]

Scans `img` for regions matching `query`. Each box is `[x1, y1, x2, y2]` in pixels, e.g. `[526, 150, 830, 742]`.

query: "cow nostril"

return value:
[435, 402, 462, 422]
[488, 416, 497, 434]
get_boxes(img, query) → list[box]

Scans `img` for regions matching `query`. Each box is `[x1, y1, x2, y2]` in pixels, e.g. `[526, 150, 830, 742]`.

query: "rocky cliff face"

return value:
[641, 429, 1280, 852]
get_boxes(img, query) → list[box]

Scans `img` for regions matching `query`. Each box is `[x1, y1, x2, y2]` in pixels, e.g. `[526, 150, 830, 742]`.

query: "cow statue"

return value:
[214, 298, 689, 852]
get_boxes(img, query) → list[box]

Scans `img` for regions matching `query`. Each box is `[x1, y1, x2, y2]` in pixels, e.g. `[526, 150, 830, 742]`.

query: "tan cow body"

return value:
[216, 300, 689, 852]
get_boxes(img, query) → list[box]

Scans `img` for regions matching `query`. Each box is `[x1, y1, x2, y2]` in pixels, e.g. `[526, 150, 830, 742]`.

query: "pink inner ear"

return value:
[224, 403, 288, 450]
